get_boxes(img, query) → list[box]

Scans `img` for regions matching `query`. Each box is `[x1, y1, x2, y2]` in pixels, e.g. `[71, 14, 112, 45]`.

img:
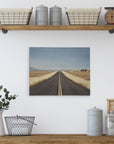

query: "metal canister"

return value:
[87, 107, 103, 136]
[35, 5, 48, 25]
[50, 5, 62, 25]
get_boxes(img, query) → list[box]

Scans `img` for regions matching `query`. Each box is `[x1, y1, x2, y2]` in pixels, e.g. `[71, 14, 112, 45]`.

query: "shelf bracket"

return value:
[109, 29, 114, 34]
[1, 28, 8, 34]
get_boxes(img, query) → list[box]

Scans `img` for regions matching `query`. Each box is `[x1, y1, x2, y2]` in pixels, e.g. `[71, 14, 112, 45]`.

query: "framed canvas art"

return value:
[29, 47, 90, 96]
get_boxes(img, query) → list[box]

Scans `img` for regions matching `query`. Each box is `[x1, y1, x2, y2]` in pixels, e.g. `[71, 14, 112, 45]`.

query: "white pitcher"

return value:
[0, 110, 5, 136]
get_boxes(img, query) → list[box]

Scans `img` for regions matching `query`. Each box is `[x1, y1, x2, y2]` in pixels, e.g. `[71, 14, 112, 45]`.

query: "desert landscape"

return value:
[29, 47, 90, 95]
[66, 70, 90, 80]
[30, 71, 53, 77]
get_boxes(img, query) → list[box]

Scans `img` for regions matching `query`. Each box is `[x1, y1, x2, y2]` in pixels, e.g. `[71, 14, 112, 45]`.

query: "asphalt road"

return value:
[30, 72, 59, 95]
[30, 72, 90, 95]
[60, 72, 90, 95]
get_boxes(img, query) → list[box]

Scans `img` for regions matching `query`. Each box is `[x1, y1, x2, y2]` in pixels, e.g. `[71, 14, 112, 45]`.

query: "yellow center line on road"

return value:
[58, 72, 62, 96]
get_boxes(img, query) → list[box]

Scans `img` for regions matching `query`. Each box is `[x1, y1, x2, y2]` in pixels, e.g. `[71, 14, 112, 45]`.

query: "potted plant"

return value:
[0, 85, 17, 136]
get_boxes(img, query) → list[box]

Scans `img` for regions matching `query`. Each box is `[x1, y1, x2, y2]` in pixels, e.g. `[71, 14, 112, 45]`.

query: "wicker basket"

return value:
[5, 116, 35, 136]
[66, 8, 101, 25]
[0, 8, 32, 25]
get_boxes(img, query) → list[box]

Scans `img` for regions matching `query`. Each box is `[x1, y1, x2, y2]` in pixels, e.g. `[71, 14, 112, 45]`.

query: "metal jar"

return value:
[87, 107, 103, 136]
[35, 5, 48, 25]
[50, 6, 62, 25]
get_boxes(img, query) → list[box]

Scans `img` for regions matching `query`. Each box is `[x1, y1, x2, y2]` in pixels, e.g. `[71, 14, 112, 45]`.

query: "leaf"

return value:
[0, 101, 3, 108]
[6, 91, 9, 95]
[6, 102, 9, 106]
[13, 95, 16, 100]
[5, 94, 8, 99]
[4, 88, 7, 93]
[13, 97, 16, 100]
[0, 85, 3, 90]
[3, 103, 6, 106]
[2, 99, 5, 102]
[8, 95, 13, 100]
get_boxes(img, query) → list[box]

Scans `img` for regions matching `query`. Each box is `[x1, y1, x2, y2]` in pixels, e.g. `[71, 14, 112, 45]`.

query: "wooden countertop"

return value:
[0, 134, 114, 144]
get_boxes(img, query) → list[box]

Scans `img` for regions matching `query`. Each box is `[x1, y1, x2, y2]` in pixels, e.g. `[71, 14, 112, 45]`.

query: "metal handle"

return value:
[16, 115, 37, 126]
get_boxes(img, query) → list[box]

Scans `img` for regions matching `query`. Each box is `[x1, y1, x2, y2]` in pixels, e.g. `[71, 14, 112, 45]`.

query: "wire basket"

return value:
[0, 8, 32, 25]
[5, 116, 36, 136]
[65, 8, 101, 25]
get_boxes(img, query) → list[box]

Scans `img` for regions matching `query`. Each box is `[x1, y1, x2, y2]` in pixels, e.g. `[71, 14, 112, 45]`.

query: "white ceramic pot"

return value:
[0, 110, 5, 136]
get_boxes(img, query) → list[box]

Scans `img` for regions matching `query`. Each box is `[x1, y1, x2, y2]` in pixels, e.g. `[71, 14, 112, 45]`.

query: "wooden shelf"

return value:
[0, 25, 114, 31]
[1, 25, 114, 34]
[0, 134, 114, 144]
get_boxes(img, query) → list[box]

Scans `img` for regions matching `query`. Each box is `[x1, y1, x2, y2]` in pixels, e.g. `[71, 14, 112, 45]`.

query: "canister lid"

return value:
[88, 107, 102, 112]
[50, 5, 61, 9]
[36, 4, 48, 8]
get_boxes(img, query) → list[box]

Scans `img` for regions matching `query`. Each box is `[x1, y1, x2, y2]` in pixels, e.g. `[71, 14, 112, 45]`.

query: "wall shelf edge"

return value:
[1, 25, 114, 34]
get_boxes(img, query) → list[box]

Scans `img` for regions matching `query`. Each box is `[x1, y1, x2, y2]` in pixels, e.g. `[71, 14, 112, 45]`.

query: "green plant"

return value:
[0, 85, 17, 110]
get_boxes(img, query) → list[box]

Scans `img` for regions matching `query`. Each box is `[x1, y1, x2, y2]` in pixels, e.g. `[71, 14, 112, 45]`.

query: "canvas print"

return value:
[29, 47, 90, 96]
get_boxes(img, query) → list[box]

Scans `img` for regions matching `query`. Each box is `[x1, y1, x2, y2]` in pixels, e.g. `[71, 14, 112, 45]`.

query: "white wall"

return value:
[0, 0, 114, 134]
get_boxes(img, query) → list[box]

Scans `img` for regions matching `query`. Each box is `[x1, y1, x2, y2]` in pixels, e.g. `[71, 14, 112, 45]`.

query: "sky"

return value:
[29, 47, 90, 71]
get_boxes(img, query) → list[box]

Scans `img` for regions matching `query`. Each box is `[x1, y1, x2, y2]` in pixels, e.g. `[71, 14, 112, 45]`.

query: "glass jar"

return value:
[106, 111, 114, 135]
